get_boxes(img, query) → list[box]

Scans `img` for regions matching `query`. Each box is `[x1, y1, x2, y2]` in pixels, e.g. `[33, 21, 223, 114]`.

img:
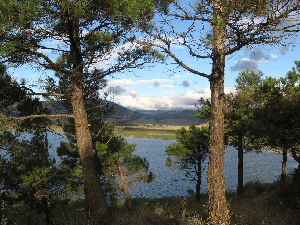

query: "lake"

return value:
[125, 138, 299, 198]
[44, 133, 299, 198]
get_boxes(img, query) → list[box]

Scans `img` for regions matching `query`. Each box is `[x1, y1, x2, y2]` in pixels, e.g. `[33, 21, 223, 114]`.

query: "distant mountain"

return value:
[10, 100, 207, 126]
[109, 103, 207, 126]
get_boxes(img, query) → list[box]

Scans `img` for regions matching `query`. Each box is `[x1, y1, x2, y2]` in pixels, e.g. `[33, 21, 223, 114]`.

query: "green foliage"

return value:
[0, 66, 81, 223]
[196, 98, 211, 119]
[225, 70, 266, 195]
[109, 0, 155, 19]
[224, 0, 268, 16]
[102, 138, 155, 196]
[0, 0, 163, 71]
[235, 69, 264, 92]
[0, 62, 25, 110]
[253, 61, 300, 152]
[166, 125, 209, 181]
[166, 124, 209, 201]
[1, 130, 82, 224]
[225, 70, 265, 147]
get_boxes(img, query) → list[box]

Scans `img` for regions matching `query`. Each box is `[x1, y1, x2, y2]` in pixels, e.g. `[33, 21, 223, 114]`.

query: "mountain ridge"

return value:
[108, 102, 207, 126]
[4, 100, 206, 126]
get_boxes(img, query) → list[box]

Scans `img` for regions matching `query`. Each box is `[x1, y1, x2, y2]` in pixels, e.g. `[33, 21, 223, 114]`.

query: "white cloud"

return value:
[129, 91, 138, 98]
[160, 84, 178, 88]
[154, 82, 160, 88]
[111, 86, 236, 110]
[280, 45, 289, 55]
[168, 73, 188, 79]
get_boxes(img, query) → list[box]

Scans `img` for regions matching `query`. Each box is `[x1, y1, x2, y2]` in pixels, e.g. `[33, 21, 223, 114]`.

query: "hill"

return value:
[4, 100, 207, 126]
[108, 103, 207, 126]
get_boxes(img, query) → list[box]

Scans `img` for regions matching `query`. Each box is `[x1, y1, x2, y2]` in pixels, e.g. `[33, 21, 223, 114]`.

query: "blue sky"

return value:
[103, 42, 300, 110]
[7, 9, 300, 111]
[8, 41, 300, 111]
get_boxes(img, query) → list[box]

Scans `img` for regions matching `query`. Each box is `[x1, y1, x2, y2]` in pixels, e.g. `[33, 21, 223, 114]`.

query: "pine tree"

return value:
[0, 1, 163, 223]
[165, 125, 209, 202]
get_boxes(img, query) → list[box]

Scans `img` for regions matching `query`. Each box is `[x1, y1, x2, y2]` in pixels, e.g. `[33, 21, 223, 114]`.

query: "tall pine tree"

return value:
[0, 1, 164, 223]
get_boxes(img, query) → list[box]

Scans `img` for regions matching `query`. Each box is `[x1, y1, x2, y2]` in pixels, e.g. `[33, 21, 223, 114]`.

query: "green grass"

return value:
[118, 128, 177, 140]
[49, 124, 178, 140]
[115, 124, 209, 140]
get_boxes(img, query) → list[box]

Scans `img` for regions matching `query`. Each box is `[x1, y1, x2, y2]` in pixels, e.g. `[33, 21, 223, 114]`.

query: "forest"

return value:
[0, 0, 300, 224]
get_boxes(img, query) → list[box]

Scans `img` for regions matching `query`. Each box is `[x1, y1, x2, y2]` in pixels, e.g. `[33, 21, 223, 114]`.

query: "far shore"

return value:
[50, 123, 286, 155]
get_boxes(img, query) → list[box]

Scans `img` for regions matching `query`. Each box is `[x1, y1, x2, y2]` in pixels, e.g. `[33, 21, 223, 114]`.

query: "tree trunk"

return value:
[123, 186, 131, 211]
[237, 134, 244, 197]
[71, 83, 111, 225]
[208, 73, 229, 225]
[196, 158, 202, 202]
[281, 147, 287, 183]
[207, 1, 230, 223]
[118, 162, 132, 211]
[66, 12, 111, 224]
[43, 197, 53, 225]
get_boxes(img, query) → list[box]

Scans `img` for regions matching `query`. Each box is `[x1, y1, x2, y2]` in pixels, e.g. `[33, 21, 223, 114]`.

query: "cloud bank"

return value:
[110, 86, 236, 110]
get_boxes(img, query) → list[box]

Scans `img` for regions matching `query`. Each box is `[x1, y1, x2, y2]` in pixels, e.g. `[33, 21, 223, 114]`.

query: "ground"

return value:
[5, 179, 300, 225]
[114, 124, 208, 140]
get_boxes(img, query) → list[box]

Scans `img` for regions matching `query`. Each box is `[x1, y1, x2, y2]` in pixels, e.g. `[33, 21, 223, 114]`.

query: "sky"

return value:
[7, 9, 300, 112]
[98, 43, 300, 111]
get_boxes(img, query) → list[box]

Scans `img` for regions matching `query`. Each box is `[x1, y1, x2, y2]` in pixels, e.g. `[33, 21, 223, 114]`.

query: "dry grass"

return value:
[4, 178, 300, 224]
[229, 180, 300, 225]
[112, 179, 300, 225]
[111, 196, 208, 225]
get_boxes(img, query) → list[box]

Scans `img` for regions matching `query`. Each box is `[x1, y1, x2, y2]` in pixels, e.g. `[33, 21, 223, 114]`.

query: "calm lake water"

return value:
[125, 137, 299, 198]
[44, 133, 299, 198]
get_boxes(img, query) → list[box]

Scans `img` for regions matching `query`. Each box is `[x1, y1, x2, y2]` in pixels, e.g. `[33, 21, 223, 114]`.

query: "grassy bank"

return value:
[48, 123, 210, 140]
[4, 179, 300, 224]
[115, 124, 208, 140]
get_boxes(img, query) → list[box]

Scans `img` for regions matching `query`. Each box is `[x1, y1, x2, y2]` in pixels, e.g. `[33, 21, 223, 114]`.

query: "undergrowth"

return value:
[2, 177, 300, 224]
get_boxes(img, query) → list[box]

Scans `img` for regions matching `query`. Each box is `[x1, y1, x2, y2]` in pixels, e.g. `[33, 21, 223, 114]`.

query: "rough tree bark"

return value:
[67, 15, 110, 224]
[208, 73, 229, 225]
[207, 1, 230, 223]
[71, 83, 111, 224]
